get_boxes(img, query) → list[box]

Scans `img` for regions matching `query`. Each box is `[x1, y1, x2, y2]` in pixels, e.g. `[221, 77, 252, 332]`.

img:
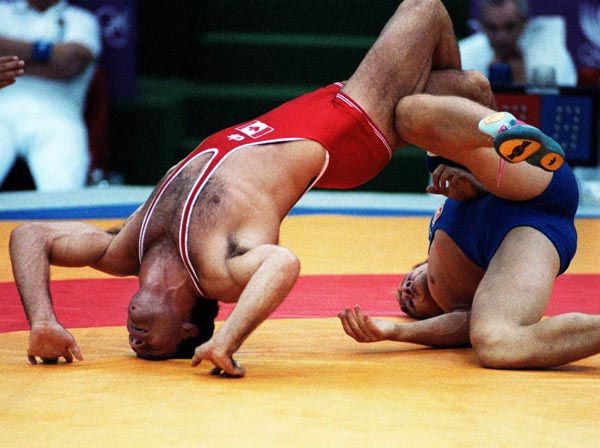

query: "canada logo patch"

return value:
[236, 120, 275, 139]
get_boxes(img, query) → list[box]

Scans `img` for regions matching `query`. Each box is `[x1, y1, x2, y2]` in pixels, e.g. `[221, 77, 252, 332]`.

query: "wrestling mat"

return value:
[2, 203, 600, 447]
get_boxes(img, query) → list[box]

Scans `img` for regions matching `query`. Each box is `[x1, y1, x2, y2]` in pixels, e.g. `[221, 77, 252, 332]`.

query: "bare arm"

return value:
[0, 37, 94, 79]
[9, 221, 137, 364]
[339, 306, 471, 348]
[191, 244, 301, 377]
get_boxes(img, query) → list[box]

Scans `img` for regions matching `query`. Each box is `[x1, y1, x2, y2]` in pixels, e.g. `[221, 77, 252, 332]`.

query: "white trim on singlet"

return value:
[138, 138, 327, 298]
[138, 149, 218, 297]
[335, 91, 393, 158]
[138, 149, 217, 264]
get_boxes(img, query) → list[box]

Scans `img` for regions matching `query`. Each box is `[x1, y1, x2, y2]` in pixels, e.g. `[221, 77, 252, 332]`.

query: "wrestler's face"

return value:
[481, 1, 525, 59]
[396, 263, 443, 319]
[127, 299, 187, 360]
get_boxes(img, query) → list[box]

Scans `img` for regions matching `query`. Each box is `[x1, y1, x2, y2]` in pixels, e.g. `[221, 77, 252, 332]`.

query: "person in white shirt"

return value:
[459, 0, 577, 86]
[0, 0, 101, 191]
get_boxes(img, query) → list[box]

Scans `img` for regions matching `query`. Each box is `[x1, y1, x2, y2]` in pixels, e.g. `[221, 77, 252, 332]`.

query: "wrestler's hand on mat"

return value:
[338, 306, 396, 343]
[190, 340, 246, 378]
[427, 164, 486, 201]
[27, 320, 83, 365]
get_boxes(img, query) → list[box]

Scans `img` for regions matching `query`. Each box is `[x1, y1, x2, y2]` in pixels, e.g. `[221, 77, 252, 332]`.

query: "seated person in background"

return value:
[459, 0, 577, 86]
[338, 94, 600, 370]
[0, 55, 24, 88]
[0, 0, 101, 191]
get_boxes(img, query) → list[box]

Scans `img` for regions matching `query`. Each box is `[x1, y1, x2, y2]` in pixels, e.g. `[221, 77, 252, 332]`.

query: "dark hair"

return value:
[173, 297, 219, 358]
[479, 0, 529, 19]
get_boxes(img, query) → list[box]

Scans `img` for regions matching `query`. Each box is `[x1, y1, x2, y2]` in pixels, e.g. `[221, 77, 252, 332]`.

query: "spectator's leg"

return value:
[0, 122, 19, 188]
[26, 118, 90, 191]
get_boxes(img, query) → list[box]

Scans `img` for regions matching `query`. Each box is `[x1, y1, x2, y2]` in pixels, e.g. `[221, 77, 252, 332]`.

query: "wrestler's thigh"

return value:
[470, 227, 560, 331]
[342, 0, 453, 144]
[464, 151, 553, 201]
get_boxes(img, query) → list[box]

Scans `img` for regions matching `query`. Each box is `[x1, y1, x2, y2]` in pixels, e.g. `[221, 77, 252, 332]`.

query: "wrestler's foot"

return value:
[478, 112, 565, 172]
[494, 125, 565, 171]
[478, 111, 520, 136]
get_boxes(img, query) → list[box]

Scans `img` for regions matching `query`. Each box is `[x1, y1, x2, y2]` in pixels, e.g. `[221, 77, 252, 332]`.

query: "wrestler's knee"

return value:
[397, 0, 450, 24]
[394, 94, 432, 139]
[462, 70, 495, 108]
[408, 0, 448, 14]
[470, 323, 533, 369]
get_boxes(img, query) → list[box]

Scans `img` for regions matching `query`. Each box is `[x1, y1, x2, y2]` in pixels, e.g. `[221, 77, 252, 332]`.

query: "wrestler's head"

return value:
[127, 290, 218, 360]
[479, 0, 528, 60]
[396, 260, 443, 319]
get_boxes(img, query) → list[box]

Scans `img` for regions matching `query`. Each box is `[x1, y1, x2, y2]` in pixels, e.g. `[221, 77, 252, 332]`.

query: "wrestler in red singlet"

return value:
[139, 82, 393, 296]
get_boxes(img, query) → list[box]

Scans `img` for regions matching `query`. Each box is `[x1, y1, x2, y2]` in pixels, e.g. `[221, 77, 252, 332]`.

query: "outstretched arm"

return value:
[339, 306, 471, 348]
[191, 244, 300, 378]
[9, 221, 137, 364]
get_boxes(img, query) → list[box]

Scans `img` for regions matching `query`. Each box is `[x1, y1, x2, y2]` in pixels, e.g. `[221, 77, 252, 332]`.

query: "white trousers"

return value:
[0, 115, 90, 191]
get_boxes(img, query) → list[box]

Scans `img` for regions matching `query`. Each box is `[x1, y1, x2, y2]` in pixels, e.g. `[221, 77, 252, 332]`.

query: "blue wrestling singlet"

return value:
[429, 163, 579, 275]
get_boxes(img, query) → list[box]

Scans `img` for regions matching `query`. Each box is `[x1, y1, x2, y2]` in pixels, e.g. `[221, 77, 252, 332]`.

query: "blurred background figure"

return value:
[459, 0, 577, 86]
[0, 55, 24, 88]
[0, 0, 101, 191]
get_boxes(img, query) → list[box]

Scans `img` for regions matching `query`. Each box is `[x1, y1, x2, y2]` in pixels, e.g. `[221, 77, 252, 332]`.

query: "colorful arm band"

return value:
[31, 40, 54, 63]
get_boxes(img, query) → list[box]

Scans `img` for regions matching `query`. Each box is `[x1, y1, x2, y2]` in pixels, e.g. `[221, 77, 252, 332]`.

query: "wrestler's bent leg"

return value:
[395, 94, 553, 200]
[425, 69, 496, 109]
[342, 0, 460, 148]
[471, 228, 600, 369]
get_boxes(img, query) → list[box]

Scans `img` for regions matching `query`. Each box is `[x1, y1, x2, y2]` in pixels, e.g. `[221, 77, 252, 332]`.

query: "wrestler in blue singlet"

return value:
[428, 162, 578, 275]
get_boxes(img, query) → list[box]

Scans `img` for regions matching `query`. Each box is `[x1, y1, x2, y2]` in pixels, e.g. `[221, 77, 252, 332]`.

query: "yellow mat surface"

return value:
[1, 215, 600, 447]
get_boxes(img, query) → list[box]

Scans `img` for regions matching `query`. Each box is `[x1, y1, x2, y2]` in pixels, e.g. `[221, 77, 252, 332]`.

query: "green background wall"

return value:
[109, 0, 471, 191]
